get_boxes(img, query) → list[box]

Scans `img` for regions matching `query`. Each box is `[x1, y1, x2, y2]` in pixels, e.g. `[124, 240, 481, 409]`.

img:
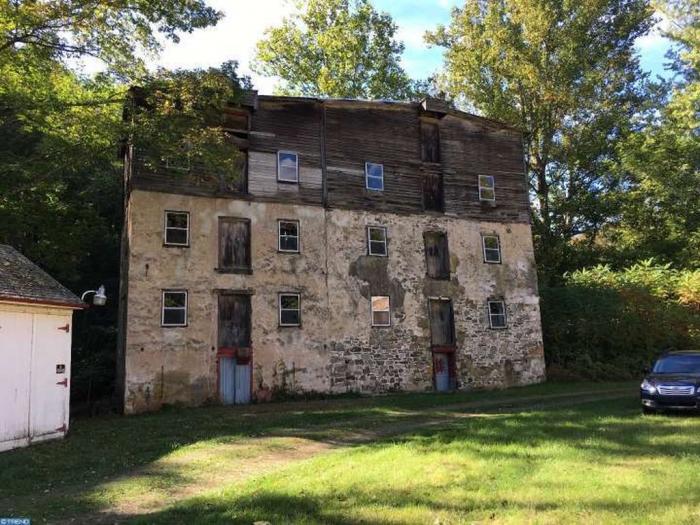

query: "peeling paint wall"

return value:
[124, 189, 545, 413]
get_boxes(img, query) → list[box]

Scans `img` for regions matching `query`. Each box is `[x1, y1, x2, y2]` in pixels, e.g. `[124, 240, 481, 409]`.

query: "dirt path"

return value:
[68, 387, 633, 524]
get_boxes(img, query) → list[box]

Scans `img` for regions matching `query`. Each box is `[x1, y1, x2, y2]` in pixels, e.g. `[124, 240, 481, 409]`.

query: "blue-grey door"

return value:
[219, 357, 236, 405]
[434, 353, 450, 392]
[234, 364, 251, 404]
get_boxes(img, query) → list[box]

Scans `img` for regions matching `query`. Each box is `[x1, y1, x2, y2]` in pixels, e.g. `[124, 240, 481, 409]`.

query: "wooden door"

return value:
[218, 294, 251, 405]
[0, 310, 32, 451]
[30, 313, 71, 439]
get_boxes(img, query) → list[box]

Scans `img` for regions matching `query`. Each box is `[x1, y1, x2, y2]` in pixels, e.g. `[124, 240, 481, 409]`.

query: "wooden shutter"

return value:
[420, 121, 440, 162]
[429, 299, 455, 347]
[219, 218, 251, 272]
[424, 232, 450, 279]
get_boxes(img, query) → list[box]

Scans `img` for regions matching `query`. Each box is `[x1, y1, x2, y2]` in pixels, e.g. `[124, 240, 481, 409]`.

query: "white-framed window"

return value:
[279, 293, 301, 326]
[367, 226, 388, 256]
[365, 162, 384, 191]
[277, 151, 299, 183]
[164, 211, 190, 246]
[371, 295, 391, 327]
[162, 290, 188, 327]
[478, 175, 496, 201]
[278, 220, 300, 253]
[488, 300, 507, 329]
[482, 234, 501, 263]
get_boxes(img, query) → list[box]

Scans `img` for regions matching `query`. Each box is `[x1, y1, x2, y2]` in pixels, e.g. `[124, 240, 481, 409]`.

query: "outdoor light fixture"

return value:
[81, 285, 107, 306]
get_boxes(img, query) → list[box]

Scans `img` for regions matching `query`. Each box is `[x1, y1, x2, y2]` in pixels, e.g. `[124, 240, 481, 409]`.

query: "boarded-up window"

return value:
[424, 232, 450, 279]
[218, 218, 251, 273]
[218, 294, 251, 347]
[421, 121, 440, 163]
[422, 172, 444, 212]
[429, 299, 455, 347]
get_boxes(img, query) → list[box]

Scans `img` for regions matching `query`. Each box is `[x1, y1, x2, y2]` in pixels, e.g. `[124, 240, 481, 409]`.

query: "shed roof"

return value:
[0, 245, 84, 308]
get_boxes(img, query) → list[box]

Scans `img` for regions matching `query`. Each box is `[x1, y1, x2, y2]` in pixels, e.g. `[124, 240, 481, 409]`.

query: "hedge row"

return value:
[541, 261, 700, 380]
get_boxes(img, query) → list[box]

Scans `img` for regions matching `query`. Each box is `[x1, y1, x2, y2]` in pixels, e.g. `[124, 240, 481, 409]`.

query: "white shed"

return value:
[0, 245, 85, 452]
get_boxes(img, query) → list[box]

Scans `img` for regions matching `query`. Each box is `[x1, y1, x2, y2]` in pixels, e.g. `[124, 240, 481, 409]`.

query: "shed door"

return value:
[0, 311, 33, 448]
[30, 313, 71, 437]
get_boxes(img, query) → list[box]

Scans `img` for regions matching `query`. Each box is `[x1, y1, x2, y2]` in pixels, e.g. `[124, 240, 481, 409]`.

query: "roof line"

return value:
[0, 296, 87, 310]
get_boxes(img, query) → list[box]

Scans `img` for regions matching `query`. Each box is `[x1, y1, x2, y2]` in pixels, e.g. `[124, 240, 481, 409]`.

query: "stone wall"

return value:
[123, 189, 545, 413]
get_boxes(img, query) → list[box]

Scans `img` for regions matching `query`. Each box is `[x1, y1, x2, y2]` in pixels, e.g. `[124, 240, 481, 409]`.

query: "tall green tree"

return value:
[1, 0, 221, 76]
[427, 0, 655, 283]
[253, 0, 415, 100]
[606, 0, 700, 268]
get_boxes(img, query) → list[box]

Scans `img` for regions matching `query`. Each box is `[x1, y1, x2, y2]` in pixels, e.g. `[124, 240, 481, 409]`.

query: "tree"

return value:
[253, 0, 415, 100]
[0, 0, 222, 77]
[605, 0, 700, 268]
[427, 0, 655, 283]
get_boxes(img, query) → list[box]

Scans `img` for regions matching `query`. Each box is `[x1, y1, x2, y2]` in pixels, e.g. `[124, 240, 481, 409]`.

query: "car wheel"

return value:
[642, 406, 656, 415]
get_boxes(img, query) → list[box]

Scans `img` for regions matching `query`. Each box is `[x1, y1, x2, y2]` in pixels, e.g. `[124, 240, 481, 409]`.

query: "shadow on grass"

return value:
[126, 398, 700, 524]
[1, 381, 684, 523]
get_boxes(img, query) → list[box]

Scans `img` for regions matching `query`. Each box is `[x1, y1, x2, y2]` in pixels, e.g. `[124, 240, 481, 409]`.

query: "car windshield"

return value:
[653, 355, 700, 374]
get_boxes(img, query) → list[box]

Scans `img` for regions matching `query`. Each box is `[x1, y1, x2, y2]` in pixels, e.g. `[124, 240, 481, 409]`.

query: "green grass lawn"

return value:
[2, 382, 699, 524]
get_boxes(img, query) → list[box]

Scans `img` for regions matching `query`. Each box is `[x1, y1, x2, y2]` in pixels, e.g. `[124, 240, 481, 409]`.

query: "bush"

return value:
[541, 261, 700, 380]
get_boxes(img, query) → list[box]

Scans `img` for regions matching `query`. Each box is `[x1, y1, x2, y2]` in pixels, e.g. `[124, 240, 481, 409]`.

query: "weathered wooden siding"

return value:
[129, 95, 531, 224]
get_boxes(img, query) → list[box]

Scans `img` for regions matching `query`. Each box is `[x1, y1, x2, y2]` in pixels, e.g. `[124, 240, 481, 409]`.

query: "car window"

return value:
[652, 355, 700, 374]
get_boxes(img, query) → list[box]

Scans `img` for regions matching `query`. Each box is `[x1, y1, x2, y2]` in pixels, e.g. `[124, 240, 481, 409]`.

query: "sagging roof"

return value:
[0, 245, 84, 309]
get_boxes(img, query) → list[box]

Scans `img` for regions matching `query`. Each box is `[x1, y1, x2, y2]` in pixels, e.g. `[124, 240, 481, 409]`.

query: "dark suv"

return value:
[641, 351, 700, 414]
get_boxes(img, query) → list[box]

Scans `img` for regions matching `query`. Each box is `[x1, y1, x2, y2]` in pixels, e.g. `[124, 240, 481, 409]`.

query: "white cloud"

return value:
[153, 0, 296, 93]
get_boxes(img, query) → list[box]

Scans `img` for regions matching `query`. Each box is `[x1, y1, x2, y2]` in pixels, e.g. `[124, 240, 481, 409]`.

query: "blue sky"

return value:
[150, 0, 673, 94]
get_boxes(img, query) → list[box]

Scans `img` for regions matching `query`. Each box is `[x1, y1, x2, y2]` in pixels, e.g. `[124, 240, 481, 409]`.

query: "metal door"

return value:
[30, 313, 71, 438]
[219, 356, 236, 405]
[434, 353, 450, 392]
[0, 311, 33, 450]
[234, 363, 251, 404]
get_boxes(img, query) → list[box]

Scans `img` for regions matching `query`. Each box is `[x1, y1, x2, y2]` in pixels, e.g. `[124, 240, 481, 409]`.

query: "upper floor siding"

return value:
[129, 95, 531, 224]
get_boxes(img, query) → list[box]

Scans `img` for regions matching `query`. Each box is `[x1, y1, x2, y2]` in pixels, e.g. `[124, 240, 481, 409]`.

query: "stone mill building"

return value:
[117, 93, 546, 413]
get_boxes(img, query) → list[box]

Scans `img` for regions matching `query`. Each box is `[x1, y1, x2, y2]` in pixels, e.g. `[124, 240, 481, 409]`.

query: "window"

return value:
[478, 175, 496, 201]
[218, 217, 251, 273]
[162, 290, 187, 327]
[429, 299, 455, 346]
[278, 220, 300, 253]
[420, 121, 440, 163]
[365, 162, 384, 191]
[488, 300, 507, 329]
[424, 231, 450, 279]
[164, 211, 189, 246]
[371, 296, 391, 326]
[367, 226, 388, 256]
[277, 151, 299, 183]
[279, 293, 301, 326]
[482, 235, 501, 263]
